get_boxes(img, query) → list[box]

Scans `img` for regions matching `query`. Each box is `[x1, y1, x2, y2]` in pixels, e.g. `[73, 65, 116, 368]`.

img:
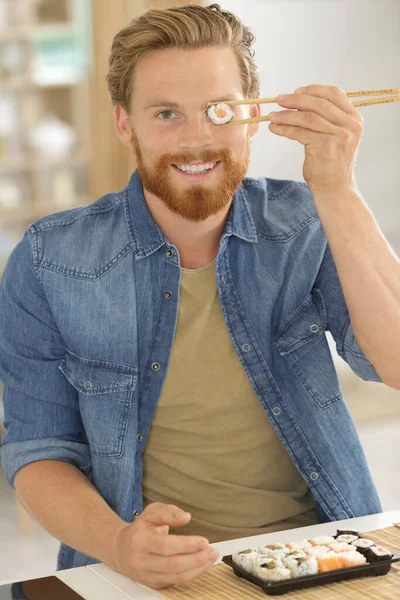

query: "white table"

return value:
[4, 509, 400, 599]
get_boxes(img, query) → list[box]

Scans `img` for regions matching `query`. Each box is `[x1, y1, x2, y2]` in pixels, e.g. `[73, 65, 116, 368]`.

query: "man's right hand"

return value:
[111, 503, 219, 590]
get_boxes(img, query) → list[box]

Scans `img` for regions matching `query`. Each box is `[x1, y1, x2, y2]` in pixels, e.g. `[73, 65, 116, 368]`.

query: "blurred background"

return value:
[0, 0, 399, 583]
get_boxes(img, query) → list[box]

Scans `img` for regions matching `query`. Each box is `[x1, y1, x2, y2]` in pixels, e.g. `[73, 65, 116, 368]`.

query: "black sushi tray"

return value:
[222, 552, 400, 596]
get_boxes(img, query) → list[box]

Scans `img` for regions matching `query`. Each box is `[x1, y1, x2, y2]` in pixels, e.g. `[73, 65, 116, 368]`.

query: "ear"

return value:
[113, 105, 133, 148]
[248, 102, 261, 137]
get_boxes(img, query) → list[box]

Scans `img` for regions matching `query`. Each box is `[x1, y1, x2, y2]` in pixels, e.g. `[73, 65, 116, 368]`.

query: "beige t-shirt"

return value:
[142, 259, 318, 542]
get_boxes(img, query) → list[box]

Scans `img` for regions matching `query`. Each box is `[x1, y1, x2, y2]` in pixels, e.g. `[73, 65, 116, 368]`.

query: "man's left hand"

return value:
[268, 84, 364, 193]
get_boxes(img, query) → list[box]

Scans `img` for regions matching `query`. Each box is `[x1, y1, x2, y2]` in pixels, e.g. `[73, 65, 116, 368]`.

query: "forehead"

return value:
[132, 46, 243, 105]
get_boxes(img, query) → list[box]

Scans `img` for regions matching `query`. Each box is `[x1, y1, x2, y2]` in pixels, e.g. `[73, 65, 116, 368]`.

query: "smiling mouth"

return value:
[172, 161, 221, 175]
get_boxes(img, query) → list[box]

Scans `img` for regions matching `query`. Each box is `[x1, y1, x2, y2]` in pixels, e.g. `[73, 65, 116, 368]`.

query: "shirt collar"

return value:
[126, 169, 258, 260]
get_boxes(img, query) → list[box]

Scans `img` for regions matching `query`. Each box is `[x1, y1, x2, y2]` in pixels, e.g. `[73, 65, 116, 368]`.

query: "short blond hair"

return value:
[106, 3, 260, 114]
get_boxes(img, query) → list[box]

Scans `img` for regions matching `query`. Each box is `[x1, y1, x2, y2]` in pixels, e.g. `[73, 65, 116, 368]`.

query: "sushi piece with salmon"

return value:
[207, 102, 234, 125]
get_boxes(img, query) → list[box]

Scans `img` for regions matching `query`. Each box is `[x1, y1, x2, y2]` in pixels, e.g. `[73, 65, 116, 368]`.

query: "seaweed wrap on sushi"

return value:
[351, 538, 376, 556]
[335, 528, 360, 538]
[207, 102, 234, 125]
[366, 545, 393, 563]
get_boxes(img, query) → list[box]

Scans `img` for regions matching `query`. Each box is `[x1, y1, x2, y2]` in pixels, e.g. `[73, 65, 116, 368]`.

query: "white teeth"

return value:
[176, 161, 217, 174]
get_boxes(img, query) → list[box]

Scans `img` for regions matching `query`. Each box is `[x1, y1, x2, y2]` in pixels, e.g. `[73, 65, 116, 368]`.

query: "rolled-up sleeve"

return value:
[0, 231, 90, 488]
[313, 239, 383, 383]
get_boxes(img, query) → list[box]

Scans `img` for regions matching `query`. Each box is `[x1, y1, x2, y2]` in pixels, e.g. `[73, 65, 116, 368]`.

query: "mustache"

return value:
[157, 148, 234, 167]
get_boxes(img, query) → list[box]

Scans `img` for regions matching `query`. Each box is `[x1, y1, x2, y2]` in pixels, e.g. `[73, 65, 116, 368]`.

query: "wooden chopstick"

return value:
[207, 88, 399, 107]
[209, 87, 400, 127]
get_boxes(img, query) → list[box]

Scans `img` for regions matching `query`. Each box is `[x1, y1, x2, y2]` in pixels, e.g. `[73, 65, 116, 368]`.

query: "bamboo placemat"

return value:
[160, 526, 400, 599]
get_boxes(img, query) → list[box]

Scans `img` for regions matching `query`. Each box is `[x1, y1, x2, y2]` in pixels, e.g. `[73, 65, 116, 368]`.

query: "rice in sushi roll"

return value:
[286, 539, 312, 552]
[207, 103, 234, 125]
[254, 557, 291, 582]
[258, 542, 289, 558]
[282, 551, 318, 578]
[335, 534, 359, 544]
[327, 541, 354, 553]
[309, 535, 335, 546]
[340, 550, 367, 569]
[232, 548, 258, 573]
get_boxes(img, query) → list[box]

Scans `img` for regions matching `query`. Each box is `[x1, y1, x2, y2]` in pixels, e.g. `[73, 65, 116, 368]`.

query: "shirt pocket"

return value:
[59, 351, 138, 457]
[275, 289, 343, 409]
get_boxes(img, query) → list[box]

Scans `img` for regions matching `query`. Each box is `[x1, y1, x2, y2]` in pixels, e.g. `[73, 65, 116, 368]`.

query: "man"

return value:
[1, 3, 399, 592]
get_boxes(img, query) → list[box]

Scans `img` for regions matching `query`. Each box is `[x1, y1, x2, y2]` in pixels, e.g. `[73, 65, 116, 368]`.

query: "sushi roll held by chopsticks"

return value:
[207, 102, 234, 125]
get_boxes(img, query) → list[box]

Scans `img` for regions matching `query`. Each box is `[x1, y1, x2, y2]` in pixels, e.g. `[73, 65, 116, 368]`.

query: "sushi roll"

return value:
[232, 548, 258, 573]
[258, 542, 289, 557]
[207, 103, 234, 125]
[308, 545, 332, 559]
[282, 551, 318, 578]
[335, 528, 360, 538]
[335, 534, 359, 544]
[327, 541, 354, 553]
[351, 538, 376, 556]
[309, 535, 335, 546]
[316, 550, 345, 572]
[286, 539, 312, 552]
[340, 550, 367, 569]
[254, 557, 291, 582]
[366, 545, 393, 563]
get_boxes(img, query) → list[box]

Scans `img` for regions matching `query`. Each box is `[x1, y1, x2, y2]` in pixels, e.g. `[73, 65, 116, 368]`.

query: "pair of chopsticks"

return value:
[207, 87, 400, 126]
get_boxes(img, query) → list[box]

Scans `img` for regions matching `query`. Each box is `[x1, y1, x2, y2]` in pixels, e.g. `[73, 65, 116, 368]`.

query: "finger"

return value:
[151, 546, 219, 576]
[142, 555, 216, 590]
[278, 88, 355, 128]
[146, 531, 210, 556]
[269, 122, 323, 146]
[294, 84, 358, 116]
[270, 110, 336, 134]
[143, 503, 191, 527]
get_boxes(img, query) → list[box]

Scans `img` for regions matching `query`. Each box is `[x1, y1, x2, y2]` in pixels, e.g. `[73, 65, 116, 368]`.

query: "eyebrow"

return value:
[143, 96, 241, 110]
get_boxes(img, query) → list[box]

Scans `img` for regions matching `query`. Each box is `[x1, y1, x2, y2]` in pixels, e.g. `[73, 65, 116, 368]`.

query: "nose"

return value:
[178, 114, 214, 150]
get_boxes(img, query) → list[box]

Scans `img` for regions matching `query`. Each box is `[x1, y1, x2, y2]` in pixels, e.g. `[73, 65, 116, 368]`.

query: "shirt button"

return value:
[166, 249, 174, 258]
[84, 381, 93, 391]
[242, 344, 250, 352]
[272, 407, 281, 416]
[221, 278, 225, 284]
[164, 291, 172, 299]
[151, 362, 160, 371]
[137, 433, 143, 442]
[310, 324, 319, 333]
[133, 509, 139, 519]
[310, 472, 319, 481]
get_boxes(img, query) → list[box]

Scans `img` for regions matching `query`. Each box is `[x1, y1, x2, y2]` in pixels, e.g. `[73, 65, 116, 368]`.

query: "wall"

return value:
[222, 0, 400, 249]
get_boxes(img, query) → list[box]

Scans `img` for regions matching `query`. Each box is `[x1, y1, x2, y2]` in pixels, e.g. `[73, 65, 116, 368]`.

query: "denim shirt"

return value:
[0, 170, 383, 571]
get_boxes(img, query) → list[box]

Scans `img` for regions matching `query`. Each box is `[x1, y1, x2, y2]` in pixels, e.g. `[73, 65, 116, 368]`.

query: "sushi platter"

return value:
[222, 528, 400, 595]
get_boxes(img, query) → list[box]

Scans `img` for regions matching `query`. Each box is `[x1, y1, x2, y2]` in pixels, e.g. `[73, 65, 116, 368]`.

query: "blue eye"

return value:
[158, 110, 177, 120]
